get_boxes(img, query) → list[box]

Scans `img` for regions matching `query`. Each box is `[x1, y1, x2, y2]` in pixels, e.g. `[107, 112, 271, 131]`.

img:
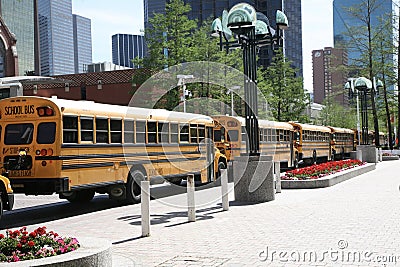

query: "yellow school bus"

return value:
[0, 96, 220, 203]
[212, 115, 242, 162]
[328, 126, 356, 160]
[0, 173, 14, 219]
[212, 115, 296, 168]
[289, 122, 331, 166]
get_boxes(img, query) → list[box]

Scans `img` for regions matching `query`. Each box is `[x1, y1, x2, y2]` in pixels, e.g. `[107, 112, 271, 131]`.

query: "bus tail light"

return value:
[48, 148, 53, 156]
[37, 106, 54, 116]
[40, 149, 47, 156]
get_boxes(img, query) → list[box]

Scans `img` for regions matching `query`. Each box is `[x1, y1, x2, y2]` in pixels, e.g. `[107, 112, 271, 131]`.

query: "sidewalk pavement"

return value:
[25, 160, 400, 266]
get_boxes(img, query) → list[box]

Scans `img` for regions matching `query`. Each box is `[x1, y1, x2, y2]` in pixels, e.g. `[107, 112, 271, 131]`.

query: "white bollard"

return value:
[221, 169, 229, 211]
[141, 181, 150, 237]
[274, 161, 281, 193]
[357, 149, 363, 161]
[187, 174, 196, 222]
[379, 148, 383, 162]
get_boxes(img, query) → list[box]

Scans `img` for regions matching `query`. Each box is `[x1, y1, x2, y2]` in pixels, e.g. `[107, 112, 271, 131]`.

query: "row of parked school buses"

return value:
[0, 96, 385, 218]
[211, 115, 385, 169]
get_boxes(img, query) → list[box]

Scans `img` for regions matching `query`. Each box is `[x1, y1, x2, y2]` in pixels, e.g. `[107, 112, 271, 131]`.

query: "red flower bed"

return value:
[282, 159, 365, 180]
[0, 226, 79, 262]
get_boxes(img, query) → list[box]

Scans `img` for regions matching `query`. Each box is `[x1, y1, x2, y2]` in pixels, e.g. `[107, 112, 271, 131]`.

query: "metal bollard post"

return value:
[187, 174, 196, 222]
[379, 148, 383, 162]
[274, 161, 281, 193]
[141, 181, 150, 237]
[221, 169, 229, 211]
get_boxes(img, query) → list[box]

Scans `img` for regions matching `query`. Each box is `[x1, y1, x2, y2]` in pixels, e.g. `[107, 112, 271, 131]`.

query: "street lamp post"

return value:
[211, 3, 288, 156]
[350, 77, 383, 145]
[346, 79, 361, 145]
[227, 85, 240, 116]
[177, 74, 194, 113]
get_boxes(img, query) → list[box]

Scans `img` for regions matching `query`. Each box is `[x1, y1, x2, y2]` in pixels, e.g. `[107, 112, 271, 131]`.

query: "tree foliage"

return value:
[258, 49, 309, 122]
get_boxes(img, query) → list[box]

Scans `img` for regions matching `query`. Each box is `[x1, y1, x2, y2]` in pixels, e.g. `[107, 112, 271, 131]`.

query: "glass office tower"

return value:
[0, 0, 36, 76]
[38, 0, 92, 75]
[112, 34, 145, 68]
[333, 0, 398, 65]
[143, 0, 303, 76]
[38, 0, 74, 75]
[73, 14, 92, 73]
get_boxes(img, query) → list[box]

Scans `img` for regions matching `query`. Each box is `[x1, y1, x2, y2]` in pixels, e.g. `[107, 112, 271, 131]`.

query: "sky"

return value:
[72, 0, 333, 92]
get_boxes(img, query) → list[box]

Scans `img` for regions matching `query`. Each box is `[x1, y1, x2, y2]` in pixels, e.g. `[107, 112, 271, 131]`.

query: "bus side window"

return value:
[170, 123, 179, 143]
[198, 125, 205, 142]
[136, 121, 146, 143]
[271, 129, 277, 142]
[159, 122, 169, 143]
[190, 124, 198, 143]
[37, 122, 56, 144]
[63, 116, 78, 143]
[96, 118, 109, 143]
[124, 120, 134, 143]
[214, 129, 222, 142]
[180, 124, 189, 142]
[111, 119, 122, 143]
[147, 121, 157, 143]
[227, 130, 238, 142]
[80, 117, 94, 142]
[241, 126, 247, 142]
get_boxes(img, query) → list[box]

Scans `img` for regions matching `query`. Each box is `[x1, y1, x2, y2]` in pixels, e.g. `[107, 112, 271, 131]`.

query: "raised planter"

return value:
[0, 237, 112, 267]
[382, 155, 399, 161]
[281, 163, 376, 189]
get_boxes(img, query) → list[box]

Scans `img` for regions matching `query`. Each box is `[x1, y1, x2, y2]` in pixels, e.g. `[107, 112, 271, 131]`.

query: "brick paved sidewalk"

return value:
[24, 160, 400, 266]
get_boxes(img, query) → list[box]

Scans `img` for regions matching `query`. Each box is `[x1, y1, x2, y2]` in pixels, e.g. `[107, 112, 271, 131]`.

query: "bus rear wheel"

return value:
[60, 190, 95, 203]
[125, 170, 145, 204]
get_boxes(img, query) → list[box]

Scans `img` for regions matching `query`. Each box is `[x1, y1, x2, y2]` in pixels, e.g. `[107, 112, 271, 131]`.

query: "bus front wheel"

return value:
[125, 170, 144, 204]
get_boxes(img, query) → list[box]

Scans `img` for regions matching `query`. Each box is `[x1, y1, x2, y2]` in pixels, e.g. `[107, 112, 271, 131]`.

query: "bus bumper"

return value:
[10, 178, 69, 195]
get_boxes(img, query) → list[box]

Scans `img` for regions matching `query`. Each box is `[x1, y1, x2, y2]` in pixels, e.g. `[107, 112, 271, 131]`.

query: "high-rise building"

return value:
[38, 0, 92, 76]
[73, 14, 92, 74]
[0, 0, 38, 76]
[143, 0, 303, 76]
[312, 47, 348, 106]
[112, 34, 145, 68]
[333, 0, 399, 66]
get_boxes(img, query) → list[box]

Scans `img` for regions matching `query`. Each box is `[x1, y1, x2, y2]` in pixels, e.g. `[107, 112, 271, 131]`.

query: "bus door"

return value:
[207, 126, 215, 182]
[290, 130, 294, 168]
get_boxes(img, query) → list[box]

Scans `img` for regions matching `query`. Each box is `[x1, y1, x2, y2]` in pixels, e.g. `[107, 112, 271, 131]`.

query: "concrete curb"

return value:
[281, 163, 376, 189]
[382, 156, 399, 161]
[0, 237, 112, 267]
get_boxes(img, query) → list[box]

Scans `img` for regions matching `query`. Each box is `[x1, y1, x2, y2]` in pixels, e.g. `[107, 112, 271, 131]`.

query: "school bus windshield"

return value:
[4, 122, 56, 145]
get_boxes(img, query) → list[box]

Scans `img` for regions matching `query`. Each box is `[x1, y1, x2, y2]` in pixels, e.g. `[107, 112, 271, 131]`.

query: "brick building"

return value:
[312, 47, 348, 106]
[22, 69, 139, 106]
[0, 16, 19, 77]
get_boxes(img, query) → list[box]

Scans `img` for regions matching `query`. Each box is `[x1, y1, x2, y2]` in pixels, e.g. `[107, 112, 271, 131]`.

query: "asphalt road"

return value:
[0, 180, 220, 230]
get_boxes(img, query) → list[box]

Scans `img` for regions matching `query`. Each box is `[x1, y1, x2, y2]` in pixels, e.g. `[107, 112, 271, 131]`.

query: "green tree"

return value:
[340, 0, 392, 146]
[131, 0, 197, 110]
[259, 49, 309, 122]
[319, 97, 356, 128]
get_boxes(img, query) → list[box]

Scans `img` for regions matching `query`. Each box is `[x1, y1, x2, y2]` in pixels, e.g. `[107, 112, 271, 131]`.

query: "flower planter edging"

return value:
[382, 155, 399, 161]
[281, 163, 376, 189]
[0, 237, 112, 267]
